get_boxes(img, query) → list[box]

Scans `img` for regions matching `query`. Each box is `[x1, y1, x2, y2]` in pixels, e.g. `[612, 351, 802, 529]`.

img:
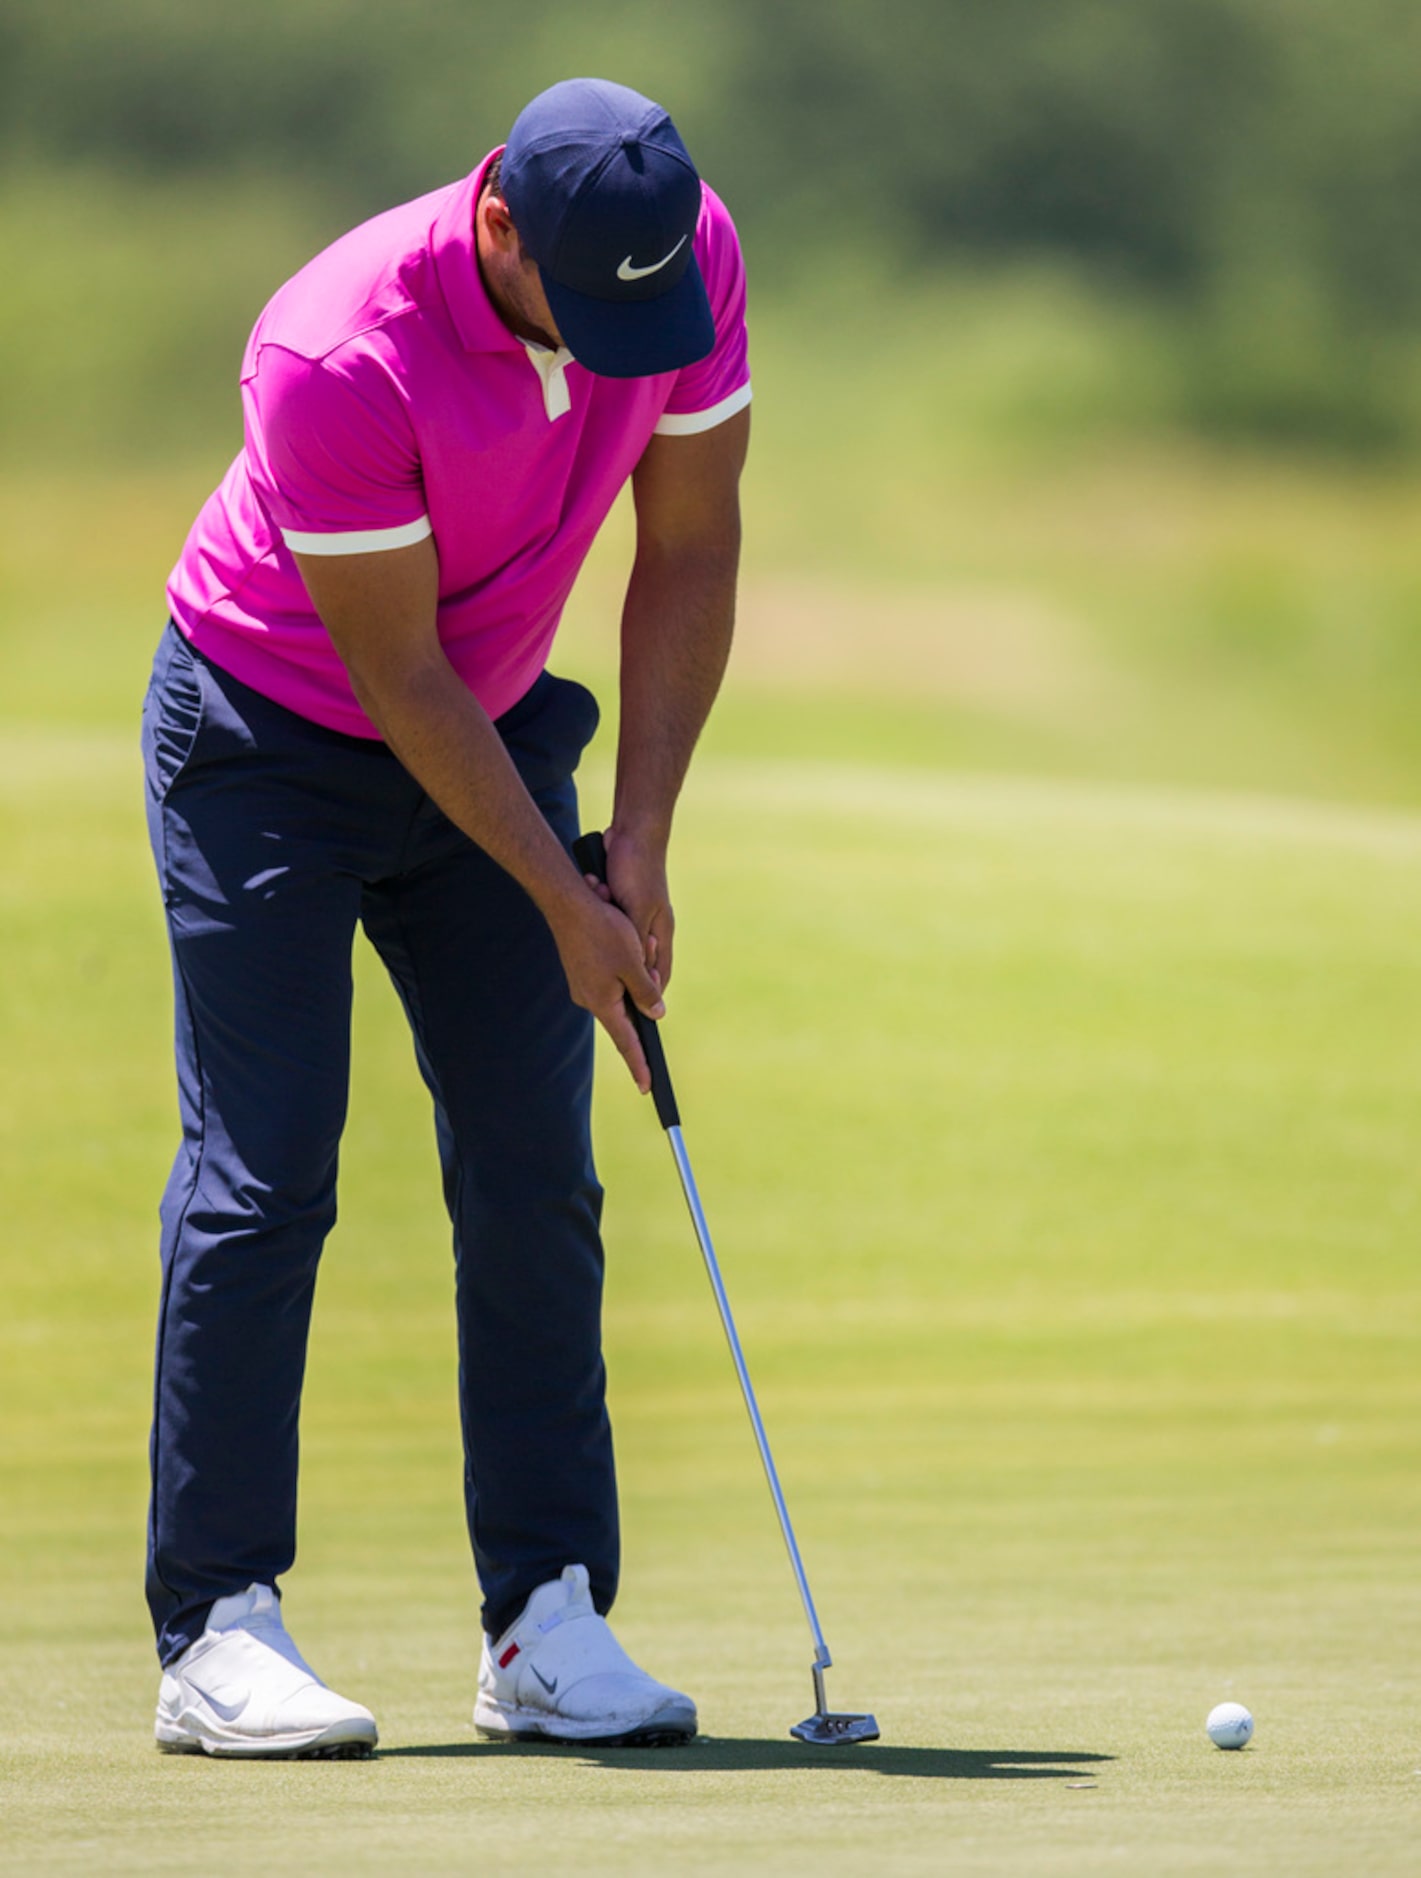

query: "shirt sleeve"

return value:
[655, 184, 752, 436]
[243, 343, 431, 555]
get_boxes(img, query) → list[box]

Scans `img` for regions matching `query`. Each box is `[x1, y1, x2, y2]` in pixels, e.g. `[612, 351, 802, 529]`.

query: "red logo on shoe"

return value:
[498, 1643, 521, 1669]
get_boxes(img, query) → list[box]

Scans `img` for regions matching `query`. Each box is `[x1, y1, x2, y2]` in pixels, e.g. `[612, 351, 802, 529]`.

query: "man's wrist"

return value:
[529, 855, 598, 936]
[607, 807, 673, 852]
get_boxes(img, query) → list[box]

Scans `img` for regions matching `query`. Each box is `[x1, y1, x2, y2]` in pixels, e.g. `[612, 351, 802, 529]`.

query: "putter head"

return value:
[790, 1710, 880, 1745]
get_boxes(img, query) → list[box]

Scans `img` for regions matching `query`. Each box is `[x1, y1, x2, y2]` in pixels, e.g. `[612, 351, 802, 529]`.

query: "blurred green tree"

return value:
[4, 0, 1419, 446]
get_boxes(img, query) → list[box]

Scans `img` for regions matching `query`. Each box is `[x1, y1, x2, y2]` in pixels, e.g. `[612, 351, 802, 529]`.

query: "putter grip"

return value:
[573, 830, 681, 1130]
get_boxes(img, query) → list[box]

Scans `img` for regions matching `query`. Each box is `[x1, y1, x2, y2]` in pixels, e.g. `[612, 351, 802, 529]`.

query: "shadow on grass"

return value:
[376, 1739, 1114, 1781]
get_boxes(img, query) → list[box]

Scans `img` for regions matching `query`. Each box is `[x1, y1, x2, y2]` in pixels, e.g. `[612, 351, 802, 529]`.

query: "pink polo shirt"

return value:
[167, 150, 751, 737]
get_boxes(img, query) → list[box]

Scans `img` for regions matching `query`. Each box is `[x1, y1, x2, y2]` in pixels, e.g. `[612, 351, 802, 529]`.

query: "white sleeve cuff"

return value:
[282, 514, 433, 556]
[653, 382, 753, 437]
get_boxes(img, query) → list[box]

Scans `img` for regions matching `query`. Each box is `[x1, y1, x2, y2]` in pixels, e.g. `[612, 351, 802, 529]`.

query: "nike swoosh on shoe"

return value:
[195, 1684, 252, 1724]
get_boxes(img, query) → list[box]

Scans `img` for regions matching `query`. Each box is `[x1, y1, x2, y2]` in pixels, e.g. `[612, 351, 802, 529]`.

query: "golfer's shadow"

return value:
[379, 1739, 1114, 1780]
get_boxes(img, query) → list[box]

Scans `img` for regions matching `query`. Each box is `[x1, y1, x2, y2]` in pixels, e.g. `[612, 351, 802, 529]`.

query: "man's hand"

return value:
[583, 827, 676, 990]
[547, 887, 665, 1092]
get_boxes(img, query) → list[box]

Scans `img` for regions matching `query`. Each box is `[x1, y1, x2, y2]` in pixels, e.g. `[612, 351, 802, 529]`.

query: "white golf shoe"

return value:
[474, 1564, 697, 1745]
[155, 1583, 378, 1758]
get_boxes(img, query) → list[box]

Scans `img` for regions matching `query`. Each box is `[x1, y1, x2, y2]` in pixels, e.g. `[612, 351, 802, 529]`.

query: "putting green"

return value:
[1, 739, 1418, 1874]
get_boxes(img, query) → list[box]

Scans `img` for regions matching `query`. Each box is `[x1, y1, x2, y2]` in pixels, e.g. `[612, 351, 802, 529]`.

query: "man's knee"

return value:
[182, 1090, 346, 1241]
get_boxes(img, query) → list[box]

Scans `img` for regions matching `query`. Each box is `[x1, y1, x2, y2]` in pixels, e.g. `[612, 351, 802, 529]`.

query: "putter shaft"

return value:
[570, 831, 875, 1738]
[665, 1124, 832, 1675]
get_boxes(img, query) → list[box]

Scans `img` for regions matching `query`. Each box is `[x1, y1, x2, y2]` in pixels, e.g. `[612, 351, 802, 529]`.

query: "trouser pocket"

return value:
[141, 623, 206, 802]
[498, 670, 601, 799]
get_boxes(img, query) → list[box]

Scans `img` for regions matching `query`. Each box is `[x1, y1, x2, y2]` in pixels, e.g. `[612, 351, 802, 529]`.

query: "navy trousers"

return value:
[141, 622, 617, 1665]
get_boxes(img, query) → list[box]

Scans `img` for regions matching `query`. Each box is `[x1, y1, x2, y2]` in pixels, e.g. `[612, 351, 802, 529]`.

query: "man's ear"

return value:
[479, 190, 523, 255]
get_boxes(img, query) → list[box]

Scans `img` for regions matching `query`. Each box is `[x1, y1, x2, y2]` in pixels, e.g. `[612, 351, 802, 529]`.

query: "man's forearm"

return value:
[352, 648, 587, 930]
[293, 533, 665, 1090]
[293, 535, 588, 933]
[348, 647, 667, 1087]
[613, 535, 739, 846]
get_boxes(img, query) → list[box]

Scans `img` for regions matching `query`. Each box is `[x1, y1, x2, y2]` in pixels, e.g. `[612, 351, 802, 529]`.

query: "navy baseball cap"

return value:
[499, 77, 715, 380]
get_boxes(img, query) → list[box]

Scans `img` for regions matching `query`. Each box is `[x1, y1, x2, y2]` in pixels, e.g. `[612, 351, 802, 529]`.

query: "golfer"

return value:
[141, 76, 750, 1757]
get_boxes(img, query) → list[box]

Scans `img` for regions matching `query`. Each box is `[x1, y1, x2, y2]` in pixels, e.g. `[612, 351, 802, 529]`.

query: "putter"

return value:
[574, 831, 879, 1747]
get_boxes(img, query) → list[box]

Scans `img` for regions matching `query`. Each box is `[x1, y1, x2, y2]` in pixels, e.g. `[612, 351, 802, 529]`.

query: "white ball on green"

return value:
[1206, 1701, 1254, 1749]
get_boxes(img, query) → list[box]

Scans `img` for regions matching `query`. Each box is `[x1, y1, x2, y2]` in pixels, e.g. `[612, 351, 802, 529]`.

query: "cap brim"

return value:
[541, 256, 715, 380]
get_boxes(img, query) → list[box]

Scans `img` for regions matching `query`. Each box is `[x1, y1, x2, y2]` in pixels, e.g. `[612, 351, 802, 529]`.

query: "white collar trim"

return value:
[520, 339, 576, 422]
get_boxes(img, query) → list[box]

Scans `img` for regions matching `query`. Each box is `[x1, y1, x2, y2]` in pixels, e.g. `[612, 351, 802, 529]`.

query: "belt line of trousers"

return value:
[140, 623, 617, 1666]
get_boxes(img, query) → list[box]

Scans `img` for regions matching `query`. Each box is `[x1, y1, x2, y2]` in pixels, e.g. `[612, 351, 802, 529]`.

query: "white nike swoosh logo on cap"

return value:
[616, 235, 688, 282]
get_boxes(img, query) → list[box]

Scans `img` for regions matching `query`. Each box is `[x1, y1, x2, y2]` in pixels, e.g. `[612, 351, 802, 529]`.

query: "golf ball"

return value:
[1206, 1702, 1254, 1749]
